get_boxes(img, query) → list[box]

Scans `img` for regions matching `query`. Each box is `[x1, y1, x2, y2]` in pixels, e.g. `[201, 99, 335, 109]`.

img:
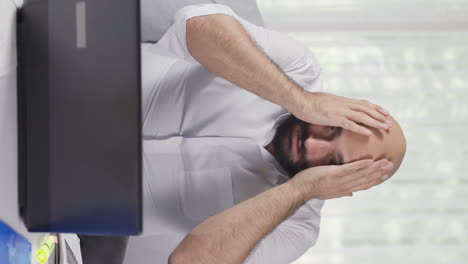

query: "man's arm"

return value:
[169, 179, 306, 264]
[186, 14, 302, 120]
[185, 13, 392, 136]
[169, 159, 394, 264]
[242, 199, 321, 264]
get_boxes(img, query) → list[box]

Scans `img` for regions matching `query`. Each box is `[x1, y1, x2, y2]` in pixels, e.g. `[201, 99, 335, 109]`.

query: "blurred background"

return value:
[256, 0, 468, 263]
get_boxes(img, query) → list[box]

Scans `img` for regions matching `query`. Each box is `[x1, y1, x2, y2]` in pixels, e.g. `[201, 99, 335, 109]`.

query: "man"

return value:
[127, 4, 406, 264]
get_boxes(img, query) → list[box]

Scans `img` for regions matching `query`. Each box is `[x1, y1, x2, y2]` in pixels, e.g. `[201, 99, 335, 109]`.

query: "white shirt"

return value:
[125, 4, 325, 264]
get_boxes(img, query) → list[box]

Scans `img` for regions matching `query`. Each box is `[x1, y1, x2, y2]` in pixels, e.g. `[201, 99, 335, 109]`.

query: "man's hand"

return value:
[291, 159, 394, 200]
[289, 91, 392, 136]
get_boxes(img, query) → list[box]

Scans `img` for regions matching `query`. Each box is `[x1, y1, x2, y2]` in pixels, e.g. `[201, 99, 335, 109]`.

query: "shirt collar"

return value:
[258, 146, 290, 185]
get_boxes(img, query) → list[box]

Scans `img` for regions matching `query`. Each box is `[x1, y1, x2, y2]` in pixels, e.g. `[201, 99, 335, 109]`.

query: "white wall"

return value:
[258, 0, 468, 32]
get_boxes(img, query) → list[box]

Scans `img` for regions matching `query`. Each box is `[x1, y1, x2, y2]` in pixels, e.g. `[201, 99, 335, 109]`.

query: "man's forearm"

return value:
[186, 14, 304, 114]
[168, 181, 309, 264]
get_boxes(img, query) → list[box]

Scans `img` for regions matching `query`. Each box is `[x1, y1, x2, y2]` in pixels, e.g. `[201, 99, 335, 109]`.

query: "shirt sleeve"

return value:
[154, 4, 323, 92]
[244, 199, 325, 264]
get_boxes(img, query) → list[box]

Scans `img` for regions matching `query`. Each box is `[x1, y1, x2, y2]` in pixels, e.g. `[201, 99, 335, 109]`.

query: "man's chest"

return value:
[142, 137, 279, 230]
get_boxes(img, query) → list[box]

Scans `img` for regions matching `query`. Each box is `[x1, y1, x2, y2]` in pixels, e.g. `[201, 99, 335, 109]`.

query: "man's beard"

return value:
[270, 115, 309, 178]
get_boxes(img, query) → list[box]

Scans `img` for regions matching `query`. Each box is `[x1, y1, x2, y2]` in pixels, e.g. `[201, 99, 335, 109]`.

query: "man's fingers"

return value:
[341, 119, 373, 136]
[353, 99, 390, 117]
[349, 103, 390, 127]
[347, 166, 393, 193]
[346, 162, 393, 189]
[337, 159, 374, 175]
[340, 159, 385, 182]
[348, 176, 387, 193]
[377, 106, 390, 116]
[341, 159, 393, 183]
[347, 111, 389, 131]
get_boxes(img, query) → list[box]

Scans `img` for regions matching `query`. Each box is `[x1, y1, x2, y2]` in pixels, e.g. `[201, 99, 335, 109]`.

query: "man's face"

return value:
[271, 115, 387, 177]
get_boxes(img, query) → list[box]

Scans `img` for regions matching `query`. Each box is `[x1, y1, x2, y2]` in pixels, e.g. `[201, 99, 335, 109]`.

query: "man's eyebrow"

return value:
[337, 152, 344, 165]
[335, 127, 343, 138]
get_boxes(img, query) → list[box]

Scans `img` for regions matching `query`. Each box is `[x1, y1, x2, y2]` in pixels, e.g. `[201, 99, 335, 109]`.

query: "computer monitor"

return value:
[17, 0, 142, 235]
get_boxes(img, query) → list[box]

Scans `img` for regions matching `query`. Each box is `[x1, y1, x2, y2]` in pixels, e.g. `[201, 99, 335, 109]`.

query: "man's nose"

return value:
[304, 137, 332, 159]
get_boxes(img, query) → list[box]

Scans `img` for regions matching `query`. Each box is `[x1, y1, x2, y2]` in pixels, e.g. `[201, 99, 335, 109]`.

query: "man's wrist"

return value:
[285, 179, 314, 208]
[282, 84, 306, 116]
